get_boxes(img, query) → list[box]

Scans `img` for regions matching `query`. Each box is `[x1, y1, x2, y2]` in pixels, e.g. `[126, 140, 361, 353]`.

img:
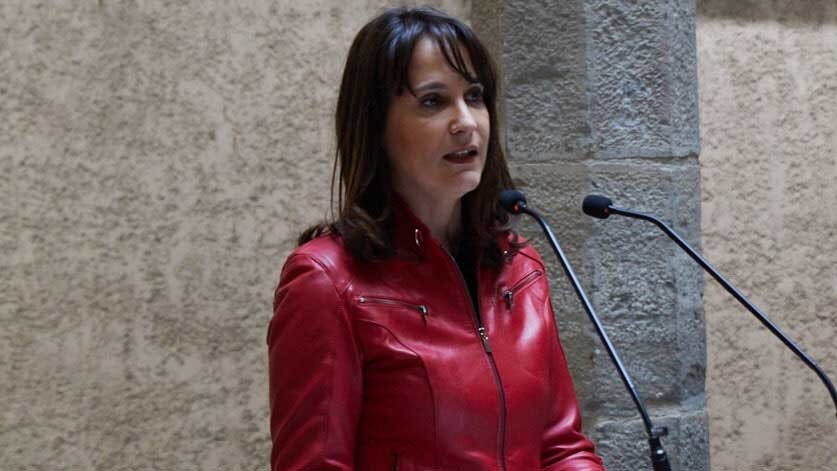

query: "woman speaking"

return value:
[267, 7, 604, 470]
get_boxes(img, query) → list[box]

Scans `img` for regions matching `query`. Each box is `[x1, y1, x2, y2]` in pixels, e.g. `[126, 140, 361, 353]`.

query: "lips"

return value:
[443, 146, 479, 163]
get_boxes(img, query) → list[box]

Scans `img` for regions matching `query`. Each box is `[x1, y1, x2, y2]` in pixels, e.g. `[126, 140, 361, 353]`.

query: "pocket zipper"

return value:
[503, 270, 543, 310]
[357, 295, 429, 323]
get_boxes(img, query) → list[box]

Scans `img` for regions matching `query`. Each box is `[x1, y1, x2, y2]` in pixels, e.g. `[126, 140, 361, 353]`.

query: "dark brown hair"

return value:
[299, 6, 518, 265]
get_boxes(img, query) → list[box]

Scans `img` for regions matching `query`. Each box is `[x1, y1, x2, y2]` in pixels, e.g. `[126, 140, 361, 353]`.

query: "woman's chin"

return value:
[450, 172, 482, 198]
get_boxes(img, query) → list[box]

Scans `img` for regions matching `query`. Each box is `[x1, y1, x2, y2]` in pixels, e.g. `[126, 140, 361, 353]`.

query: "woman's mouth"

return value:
[443, 147, 479, 163]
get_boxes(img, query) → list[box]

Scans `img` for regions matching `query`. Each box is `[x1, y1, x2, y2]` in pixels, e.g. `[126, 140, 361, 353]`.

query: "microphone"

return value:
[499, 189, 527, 214]
[582, 194, 837, 422]
[499, 189, 672, 471]
[581, 194, 613, 219]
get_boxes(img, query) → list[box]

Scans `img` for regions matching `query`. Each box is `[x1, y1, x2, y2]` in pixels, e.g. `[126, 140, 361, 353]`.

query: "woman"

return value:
[267, 7, 604, 470]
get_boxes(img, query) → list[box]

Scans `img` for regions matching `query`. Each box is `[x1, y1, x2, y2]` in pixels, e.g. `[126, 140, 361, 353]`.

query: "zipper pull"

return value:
[503, 290, 513, 310]
[478, 326, 492, 353]
[418, 305, 428, 324]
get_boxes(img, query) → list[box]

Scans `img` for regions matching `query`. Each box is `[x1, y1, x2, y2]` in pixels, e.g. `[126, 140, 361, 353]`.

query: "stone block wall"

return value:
[473, 1, 708, 469]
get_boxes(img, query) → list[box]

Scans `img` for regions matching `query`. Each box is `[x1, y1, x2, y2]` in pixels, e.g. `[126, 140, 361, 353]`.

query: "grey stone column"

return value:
[473, 2, 709, 470]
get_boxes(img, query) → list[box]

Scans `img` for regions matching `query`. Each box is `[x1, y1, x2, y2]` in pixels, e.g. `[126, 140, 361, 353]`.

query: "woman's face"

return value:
[384, 37, 490, 205]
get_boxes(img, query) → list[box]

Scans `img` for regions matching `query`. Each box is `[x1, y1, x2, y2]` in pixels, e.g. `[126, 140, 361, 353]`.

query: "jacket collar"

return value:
[391, 192, 435, 258]
[390, 192, 513, 263]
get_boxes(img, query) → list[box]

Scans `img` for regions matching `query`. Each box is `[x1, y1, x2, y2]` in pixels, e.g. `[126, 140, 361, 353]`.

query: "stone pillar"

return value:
[473, 1, 709, 470]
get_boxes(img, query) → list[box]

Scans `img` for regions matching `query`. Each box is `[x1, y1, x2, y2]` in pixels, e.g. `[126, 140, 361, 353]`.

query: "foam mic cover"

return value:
[582, 194, 613, 219]
[499, 190, 527, 214]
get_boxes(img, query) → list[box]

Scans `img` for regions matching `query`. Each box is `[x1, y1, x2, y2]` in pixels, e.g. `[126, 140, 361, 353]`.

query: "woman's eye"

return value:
[420, 95, 441, 108]
[466, 87, 485, 104]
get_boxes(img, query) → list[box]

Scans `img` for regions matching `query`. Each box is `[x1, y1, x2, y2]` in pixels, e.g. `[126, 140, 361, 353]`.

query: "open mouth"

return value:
[443, 148, 479, 163]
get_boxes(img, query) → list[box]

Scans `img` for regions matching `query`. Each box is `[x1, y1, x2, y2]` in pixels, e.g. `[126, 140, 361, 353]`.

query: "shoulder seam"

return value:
[286, 252, 350, 300]
[283, 252, 357, 468]
[517, 248, 546, 270]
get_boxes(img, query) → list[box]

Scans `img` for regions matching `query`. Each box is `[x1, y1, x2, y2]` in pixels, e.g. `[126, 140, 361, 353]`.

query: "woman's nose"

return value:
[449, 100, 477, 135]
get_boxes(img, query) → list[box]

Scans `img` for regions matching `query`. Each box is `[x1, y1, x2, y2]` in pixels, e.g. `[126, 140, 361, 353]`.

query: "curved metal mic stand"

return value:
[506, 194, 672, 471]
[592, 200, 837, 423]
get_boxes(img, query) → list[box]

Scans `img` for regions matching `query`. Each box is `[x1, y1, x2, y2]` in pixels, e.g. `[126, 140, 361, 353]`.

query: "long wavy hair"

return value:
[299, 7, 518, 266]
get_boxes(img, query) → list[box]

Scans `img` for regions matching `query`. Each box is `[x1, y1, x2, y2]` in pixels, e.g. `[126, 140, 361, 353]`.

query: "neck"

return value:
[398, 192, 463, 251]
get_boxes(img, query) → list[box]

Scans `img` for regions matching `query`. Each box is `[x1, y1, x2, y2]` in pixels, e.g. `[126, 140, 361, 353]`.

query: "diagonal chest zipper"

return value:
[503, 270, 543, 310]
[357, 295, 430, 324]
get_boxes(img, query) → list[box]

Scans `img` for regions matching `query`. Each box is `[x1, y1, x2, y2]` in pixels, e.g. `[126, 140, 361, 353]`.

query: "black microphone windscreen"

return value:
[499, 190, 527, 214]
[582, 195, 613, 219]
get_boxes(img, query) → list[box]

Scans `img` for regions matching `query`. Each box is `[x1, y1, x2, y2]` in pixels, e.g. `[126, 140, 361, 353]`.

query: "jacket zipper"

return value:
[392, 452, 399, 471]
[441, 248, 507, 471]
[502, 270, 543, 310]
[357, 295, 429, 323]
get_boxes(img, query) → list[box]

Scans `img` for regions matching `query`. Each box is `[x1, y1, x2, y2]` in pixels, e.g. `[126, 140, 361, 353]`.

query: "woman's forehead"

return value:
[407, 37, 477, 85]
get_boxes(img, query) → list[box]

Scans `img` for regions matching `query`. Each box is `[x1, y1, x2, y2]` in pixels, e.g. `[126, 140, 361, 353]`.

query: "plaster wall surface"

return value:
[1, 1, 468, 469]
[697, 1, 837, 469]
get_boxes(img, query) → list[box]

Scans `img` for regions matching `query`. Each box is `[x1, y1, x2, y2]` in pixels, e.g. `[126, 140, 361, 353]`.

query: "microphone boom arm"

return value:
[519, 203, 672, 471]
[608, 205, 837, 421]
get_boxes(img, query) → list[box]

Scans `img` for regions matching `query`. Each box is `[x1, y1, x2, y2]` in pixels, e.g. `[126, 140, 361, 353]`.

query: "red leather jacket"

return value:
[268, 201, 604, 470]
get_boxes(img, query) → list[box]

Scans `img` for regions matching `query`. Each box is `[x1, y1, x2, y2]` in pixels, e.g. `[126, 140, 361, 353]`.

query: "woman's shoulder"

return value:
[278, 233, 358, 290]
[501, 231, 547, 272]
[293, 232, 348, 261]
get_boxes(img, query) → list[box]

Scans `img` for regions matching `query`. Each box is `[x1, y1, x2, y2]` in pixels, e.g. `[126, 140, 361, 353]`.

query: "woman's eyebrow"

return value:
[413, 81, 448, 93]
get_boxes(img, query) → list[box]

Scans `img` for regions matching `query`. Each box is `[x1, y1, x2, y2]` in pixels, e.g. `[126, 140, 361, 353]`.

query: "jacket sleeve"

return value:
[267, 254, 363, 471]
[541, 294, 606, 471]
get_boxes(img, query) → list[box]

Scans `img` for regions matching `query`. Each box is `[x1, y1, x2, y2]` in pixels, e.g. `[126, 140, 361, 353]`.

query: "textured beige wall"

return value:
[11, 0, 834, 469]
[698, 1, 837, 469]
[1, 1, 468, 469]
